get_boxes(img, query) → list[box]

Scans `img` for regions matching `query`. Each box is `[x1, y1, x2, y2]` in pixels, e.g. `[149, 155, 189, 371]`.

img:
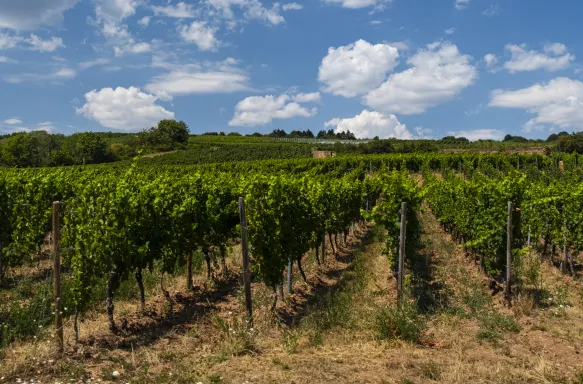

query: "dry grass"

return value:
[2, 216, 583, 383]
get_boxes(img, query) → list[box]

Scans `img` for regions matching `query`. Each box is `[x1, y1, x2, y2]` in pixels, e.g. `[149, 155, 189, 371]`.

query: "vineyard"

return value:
[137, 143, 314, 165]
[1, 152, 583, 383]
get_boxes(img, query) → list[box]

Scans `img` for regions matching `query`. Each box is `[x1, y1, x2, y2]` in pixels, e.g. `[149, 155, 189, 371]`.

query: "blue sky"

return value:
[1, 0, 582, 140]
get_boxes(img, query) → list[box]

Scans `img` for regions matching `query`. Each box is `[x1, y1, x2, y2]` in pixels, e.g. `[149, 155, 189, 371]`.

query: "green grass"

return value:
[375, 298, 427, 343]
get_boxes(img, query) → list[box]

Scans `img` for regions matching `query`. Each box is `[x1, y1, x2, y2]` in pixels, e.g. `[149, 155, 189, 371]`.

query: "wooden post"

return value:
[321, 232, 326, 263]
[52, 201, 63, 354]
[186, 253, 192, 290]
[287, 257, 293, 293]
[397, 202, 407, 304]
[505, 201, 513, 303]
[527, 206, 532, 247]
[562, 219, 568, 273]
[238, 197, 253, 327]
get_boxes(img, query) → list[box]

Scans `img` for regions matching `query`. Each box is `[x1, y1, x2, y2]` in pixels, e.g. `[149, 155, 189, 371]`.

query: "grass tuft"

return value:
[375, 298, 426, 343]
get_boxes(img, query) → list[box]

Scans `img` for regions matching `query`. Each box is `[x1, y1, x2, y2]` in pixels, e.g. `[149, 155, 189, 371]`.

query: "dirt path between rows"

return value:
[3, 210, 583, 384]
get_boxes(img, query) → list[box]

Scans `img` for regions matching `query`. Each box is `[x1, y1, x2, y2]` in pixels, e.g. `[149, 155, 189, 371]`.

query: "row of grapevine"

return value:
[0, 156, 422, 348]
[423, 169, 526, 276]
[423, 160, 583, 282]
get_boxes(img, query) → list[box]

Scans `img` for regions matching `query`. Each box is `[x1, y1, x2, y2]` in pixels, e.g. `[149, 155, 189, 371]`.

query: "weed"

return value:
[282, 328, 299, 354]
[514, 248, 541, 287]
[461, 282, 491, 316]
[476, 310, 519, 343]
[540, 285, 570, 317]
[577, 371, 583, 384]
[402, 378, 416, 384]
[214, 314, 256, 356]
[308, 330, 323, 347]
[207, 373, 223, 383]
[209, 352, 229, 364]
[272, 357, 291, 370]
[375, 299, 426, 343]
[419, 361, 441, 380]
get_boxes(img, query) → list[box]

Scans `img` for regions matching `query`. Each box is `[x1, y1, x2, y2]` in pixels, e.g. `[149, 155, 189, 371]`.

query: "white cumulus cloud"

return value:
[207, 0, 285, 25]
[137, 16, 151, 26]
[482, 4, 499, 16]
[0, 32, 22, 49]
[79, 58, 110, 69]
[179, 21, 221, 51]
[319, 39, 400, 98]
[484, 53, 498, 70]
[489, 77, 583, 132]
[5, 67, 76, 83]
[95, 0, 139, 23]
[113, 41, 151, 56]
[363, 41, 477, 115]
[229, 94, 317, 126]
[27, 34, 64, 52]
[447, 129, 504, 141]
[0, 0, 78, 30]
[77, 86, 175, 131]
[93, 0, 152, 56]
[454, 0, 470, 10]
[323, 0, 390, 9]
[503, 43, 574, 73]
[282, 2, 303, 10]
[152, 2, 198, 18]
[293, 92, 321, 103]
[4, 118, 23, 125]
[324, 110, 412, 139]
[0, 33, 65, 52]
[146, 61, 249, 100]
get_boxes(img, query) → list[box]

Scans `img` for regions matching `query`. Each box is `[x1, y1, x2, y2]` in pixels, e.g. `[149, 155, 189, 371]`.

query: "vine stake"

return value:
[397, 202, 407, 305]
[239, 197, 253, 327]
[53, 201, 64, 355]
[505, 201, 513, 304]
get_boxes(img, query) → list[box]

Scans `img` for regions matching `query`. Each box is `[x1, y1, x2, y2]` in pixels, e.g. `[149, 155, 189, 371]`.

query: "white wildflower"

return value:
[112, 371, 120, 377]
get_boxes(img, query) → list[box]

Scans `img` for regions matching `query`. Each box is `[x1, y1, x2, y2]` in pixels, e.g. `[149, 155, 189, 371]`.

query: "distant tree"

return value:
[336, 130, 356, 140]
[250, 132, 262, 137]
[60, 132, 109, 165]
[110, 143, 134, 160]
[227, 132, 242, 136]
[456, 137, 469, 143]
[157, 120, 190, 144]
[1, 133, 42, 167]
[504, 134, 528, 143]
[29, 130, 64, 166]
[363, 139, 394, 154]
[270, 129, 287, 138]
[556, 132, 583, 154]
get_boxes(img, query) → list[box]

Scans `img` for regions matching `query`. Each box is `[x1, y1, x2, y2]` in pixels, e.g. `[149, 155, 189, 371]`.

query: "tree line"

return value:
[0, 120, 189, 167]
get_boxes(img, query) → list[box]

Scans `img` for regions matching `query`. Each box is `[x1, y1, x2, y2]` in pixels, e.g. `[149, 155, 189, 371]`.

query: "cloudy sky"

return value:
[0, 0, 582, 140]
